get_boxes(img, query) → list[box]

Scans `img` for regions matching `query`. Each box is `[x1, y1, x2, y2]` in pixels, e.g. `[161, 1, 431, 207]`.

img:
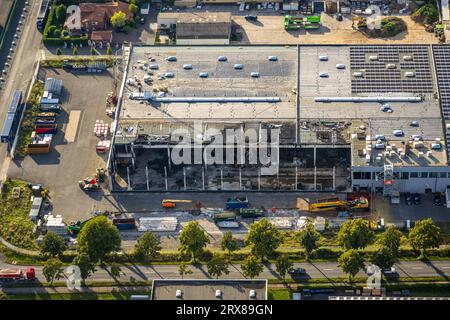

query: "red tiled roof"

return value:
[70, 1, 133, 30]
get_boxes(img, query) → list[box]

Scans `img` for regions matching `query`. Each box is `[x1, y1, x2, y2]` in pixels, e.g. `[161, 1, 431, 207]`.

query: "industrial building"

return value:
[108, 44, 450, 198]
[157, 12, 232, 45]
[151, 279, 268, 300]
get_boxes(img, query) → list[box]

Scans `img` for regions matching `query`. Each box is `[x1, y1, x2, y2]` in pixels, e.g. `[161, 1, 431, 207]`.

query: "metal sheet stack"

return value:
[137, 217, 178, 232]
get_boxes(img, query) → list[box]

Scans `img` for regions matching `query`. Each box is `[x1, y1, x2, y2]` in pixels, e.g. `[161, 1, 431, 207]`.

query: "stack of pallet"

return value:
[96, 140, 111, 153]
[94, 120, 109, 137]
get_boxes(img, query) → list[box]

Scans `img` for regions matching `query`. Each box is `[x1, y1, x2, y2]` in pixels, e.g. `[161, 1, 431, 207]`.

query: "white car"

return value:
[383, 267, 397, 274]
[393, 129, 404, 136]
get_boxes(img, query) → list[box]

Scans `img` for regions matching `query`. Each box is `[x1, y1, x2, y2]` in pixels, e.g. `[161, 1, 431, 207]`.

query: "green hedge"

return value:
[43, 37, 89, 46]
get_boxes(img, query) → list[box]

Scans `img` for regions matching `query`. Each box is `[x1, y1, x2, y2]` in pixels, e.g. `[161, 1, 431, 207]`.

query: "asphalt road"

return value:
[0, 0, 42, 179]
[1, 260, 449, 284]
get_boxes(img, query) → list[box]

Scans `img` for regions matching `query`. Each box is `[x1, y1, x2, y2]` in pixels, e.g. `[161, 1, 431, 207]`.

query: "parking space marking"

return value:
[64, 110, 82, 142]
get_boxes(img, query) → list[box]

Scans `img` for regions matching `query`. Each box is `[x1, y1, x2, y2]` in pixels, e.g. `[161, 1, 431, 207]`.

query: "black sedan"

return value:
[404, 193, 412, 205]
[413, 193, 421, 205]
[289, 268, 306, 275]
[434, 194, 442, 206]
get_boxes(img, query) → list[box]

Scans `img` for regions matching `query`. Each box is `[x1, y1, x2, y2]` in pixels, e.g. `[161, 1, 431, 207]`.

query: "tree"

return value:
[178, 262, 193, 279]
[371, 247, 397, 270]
[110, 11, 127, 29]
[245, 218, 282, 261]
[73, 253, 96, 285]
[408, 218, 442, 258]
[337, 249, 365, 282]
[77, 216, 121, 264]
[90, 46, 97, 56]
[378, 225, 403, 256]
[179, 221, 210, 263]
[40, 231, 66, 258]
[129, 3, 138, 16]
[207, 255, 229, 279]
[337, 219, 374, 250]
[55, 4, 67, 24]
[298, 224, 320, 259]
[221, 231, 238, 261]
[110, 265, 121, 279]
[107, 46, 113, 55]
[134, 231, 161, 262]
[73, 47, 78, 56]
[275, 255, 293, 281]
[43, 258, 64, 286]
[56, 48, 62, 56]
[241, 255, 264, 279]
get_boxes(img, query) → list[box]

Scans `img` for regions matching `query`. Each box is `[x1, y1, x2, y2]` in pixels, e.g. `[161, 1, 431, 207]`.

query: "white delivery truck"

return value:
[446, 187, 450, 208]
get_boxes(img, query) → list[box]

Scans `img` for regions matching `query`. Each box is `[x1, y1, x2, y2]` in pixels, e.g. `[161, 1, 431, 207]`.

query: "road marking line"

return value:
[323, 268, 334, 271]
[441, 266, 450, 269]
[411, 267, 423, 270]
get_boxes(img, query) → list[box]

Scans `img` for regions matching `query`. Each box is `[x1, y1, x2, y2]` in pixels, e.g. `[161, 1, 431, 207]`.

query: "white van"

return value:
[369, 55, 378, 61]
[386, 64, 396, 69]
[404, 71, 415, 77]
[319, 56, 328, 61]
[353, 72, 363, 77]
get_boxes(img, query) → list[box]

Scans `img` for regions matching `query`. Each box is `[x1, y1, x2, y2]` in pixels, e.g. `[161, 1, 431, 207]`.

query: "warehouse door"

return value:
[313, 1, 324, 13]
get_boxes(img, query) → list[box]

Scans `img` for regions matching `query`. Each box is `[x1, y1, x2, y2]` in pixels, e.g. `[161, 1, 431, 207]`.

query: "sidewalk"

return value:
[0, 236, 40, 257]
[1, 285, 152, 295]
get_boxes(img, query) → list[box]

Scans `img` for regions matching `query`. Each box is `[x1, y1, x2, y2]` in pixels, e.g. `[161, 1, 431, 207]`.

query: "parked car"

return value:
[140, 17, 145, 24]
[404, 192, 412, 205]
[289, 267, 306, 275]
[413, 193, 421, 205]
[245, 14, 258, 21]
[336, 14, 343, 21]
[382, 267, 397, 275]
[218, 56, 227, 62]
[319, 72, 329, 78]
[434, 193, 442, 206]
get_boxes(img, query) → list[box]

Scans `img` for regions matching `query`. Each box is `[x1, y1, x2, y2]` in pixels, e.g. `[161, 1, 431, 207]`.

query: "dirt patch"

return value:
[232, 14, 438, 45]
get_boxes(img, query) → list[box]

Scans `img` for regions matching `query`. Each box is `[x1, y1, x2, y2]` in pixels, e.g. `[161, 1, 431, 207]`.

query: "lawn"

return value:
[268, 289, 291, 300]
[0, 179, 38, 250]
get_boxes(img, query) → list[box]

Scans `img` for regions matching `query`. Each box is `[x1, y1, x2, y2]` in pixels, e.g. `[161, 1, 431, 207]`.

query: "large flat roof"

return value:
[151, 279, 268, 300]
[117, 45, 449, 167]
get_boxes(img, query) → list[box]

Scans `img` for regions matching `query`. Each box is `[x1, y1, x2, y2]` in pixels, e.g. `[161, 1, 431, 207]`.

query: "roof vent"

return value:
[249, 290, 256, 299]
[215, 290, 222, 298]
[176, 289, 183, 298]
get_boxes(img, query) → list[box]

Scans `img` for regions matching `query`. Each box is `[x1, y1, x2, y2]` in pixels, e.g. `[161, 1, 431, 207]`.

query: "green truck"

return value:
[239, 208, 264, 218]
[284, 15, 321, 30]
[213, 211, 237, 222]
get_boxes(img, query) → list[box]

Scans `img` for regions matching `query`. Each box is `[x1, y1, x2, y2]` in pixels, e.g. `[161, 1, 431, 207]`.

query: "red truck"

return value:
[0, 267, 36, 282]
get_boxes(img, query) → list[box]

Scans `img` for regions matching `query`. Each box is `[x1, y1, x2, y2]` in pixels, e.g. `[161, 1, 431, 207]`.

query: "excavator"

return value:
[161, 199, 192, 208]
[351, 16, 367, 30]
[309, 196, 369, 213]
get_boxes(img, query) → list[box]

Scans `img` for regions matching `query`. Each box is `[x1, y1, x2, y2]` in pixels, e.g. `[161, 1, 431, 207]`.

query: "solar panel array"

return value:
[433, 46, 450, 119]
[350, 46, 434, 94]
[432, 45, 450, 159]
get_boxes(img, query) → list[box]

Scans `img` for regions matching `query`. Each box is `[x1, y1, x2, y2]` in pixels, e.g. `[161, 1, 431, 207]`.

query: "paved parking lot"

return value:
[7, 68, 115, 222]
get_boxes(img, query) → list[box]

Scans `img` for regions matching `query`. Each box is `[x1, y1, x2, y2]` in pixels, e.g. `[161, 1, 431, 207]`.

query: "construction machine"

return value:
[352, 16, 367, 29]
[309, 196, 369, 213]
[78, 177, 99, 192]
[161, 199, 192, 208]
